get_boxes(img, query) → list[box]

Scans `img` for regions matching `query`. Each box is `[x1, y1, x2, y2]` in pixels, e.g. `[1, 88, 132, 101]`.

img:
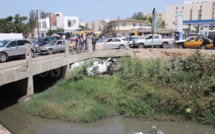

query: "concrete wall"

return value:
[56, 16, 64, 28]
[201, 2, 213, 20]
[192, 3, 200, 20]
[110, 21, 148, 31]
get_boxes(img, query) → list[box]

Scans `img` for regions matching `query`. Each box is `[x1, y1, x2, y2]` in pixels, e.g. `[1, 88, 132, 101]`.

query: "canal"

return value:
[0, 68, 215, 134]
[0, 103, 214, 134]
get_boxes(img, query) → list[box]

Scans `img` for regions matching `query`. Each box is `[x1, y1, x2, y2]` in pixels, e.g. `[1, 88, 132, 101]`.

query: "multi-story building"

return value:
[166, 0, 215, 36]
[108, 19, 149, 36]
[86, 22, 93, 30]
[146, 13, 165, 23]
[86, 19, 110, 34]
[36, 12, 79, 37]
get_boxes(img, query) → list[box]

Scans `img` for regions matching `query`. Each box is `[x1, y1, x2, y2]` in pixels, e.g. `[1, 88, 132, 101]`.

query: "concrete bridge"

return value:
[0, 40, 134, 97]
[1, 40, 215, 98]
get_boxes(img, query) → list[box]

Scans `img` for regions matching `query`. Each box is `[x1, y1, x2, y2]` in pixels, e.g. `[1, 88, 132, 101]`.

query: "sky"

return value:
[0, 0, 185, 22]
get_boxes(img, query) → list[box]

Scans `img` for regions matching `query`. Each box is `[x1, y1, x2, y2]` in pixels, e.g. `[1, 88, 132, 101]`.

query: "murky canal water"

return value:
[0, 104, 214, 134]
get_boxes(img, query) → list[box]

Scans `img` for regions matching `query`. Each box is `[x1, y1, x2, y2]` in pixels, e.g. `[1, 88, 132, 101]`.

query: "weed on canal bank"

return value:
[22, 51, 215, 126]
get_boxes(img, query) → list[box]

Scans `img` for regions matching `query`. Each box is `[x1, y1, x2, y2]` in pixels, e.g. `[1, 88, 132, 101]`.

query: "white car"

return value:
[132, 34, 174, 48]
[96, 38, 129, 49]
[40, 40, 65, 55]
[70, 58, 118, 75]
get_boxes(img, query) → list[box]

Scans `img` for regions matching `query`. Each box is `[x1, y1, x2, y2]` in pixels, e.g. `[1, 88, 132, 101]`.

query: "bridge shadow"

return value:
[0, 78, 28, 111]
[0, 66, 66, 111]
[33, 66, 66, 93]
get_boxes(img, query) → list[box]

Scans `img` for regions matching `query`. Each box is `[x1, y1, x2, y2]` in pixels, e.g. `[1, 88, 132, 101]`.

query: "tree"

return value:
[40, 11, 48, 19]
[131, 12, 146, 20]
[132, 13, 137, 19]
[28, 10, 37, 33]
[101, 24, 116, 37]
[158, 20, 167, 29]
[147, 16, 152, 26]
[46, 28, 64, 36]
[136, 12, 144, 20]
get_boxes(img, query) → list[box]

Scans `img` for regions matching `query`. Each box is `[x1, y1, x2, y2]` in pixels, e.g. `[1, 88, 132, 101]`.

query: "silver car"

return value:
[40, 40, 65, 55]
[96, 38, 129, 49]
[0, 39, 35, 62]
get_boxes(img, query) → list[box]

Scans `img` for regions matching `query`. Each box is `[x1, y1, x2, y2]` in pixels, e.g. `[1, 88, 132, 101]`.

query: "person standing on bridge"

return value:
[80, 34, 85, 52]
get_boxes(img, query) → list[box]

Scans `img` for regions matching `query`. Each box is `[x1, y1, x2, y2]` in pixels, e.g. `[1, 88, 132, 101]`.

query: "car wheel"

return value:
[178, 44, 183, 49]
[119, 44, 125, 49]
[162, 42, 168, 49]
[200, 44, 206, 49]
[47, 49, 53, 55]
[108, 66, 114, 75]
[0, 52, 7, 62]
[31, 50, 35, 58]
[138, 43, 144, 48]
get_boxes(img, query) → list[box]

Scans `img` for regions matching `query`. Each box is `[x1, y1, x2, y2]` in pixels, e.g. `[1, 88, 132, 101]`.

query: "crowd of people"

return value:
[69, 33, 99, 52]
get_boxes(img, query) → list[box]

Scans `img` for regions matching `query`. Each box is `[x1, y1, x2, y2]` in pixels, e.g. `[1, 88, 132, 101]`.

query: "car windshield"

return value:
[47, 40, 56, 45]
[0, 40, 9, 47]
[185, 36, 194, 40]
[203, 37, 210, 40]
[97, 38, 108, 43]
[33, 38, 44, 44]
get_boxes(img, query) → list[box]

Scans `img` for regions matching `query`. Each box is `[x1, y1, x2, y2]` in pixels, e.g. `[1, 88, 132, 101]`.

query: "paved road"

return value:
[1, 46, 215, 66]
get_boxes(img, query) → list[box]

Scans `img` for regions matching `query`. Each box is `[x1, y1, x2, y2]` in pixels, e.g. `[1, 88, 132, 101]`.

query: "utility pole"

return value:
[49, 12, 51, 30]
[117, 16, 120, 37]
[36, 10, 40, 37]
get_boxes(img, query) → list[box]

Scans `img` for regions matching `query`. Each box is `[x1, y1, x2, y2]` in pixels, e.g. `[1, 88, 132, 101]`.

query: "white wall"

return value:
[201, 2, 213, 20]
[183, 4, 191, 20]
[110, 21, 147, 31]
[63, 16, 79, 32]
[56, 16, 64, 29]
[192, 3, 200, 20]
[38, 18, 50, 31]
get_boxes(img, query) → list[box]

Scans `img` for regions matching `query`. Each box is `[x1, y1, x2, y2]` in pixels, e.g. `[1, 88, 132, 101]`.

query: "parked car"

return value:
[96, 38, 129, 49]
[40, 40, 65, 55]
[207, 35, 215, 46]
[131, 34, 174, 48]
[70, 58, 119, 75]
[0, 39, 35, 62]
[128, 36, 144, 47]
[33, 36, 60, 52]
[175, 36, 213, 49]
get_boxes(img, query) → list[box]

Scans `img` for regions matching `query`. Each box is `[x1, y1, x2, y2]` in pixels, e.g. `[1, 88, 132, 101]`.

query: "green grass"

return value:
[22, 51, 215, 127]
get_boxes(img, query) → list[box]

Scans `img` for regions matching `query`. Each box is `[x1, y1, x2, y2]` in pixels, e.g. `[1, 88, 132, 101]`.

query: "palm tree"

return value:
[159, 21, 167, 29]
[147, 16, 152, 26]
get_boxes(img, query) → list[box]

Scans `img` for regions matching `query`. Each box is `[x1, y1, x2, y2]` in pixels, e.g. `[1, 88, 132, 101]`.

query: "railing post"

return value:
[65, 40, 70, 57]
[64, 40, 70, 78]
[25, 43, 34, 96]
[87, 38, 93, 53]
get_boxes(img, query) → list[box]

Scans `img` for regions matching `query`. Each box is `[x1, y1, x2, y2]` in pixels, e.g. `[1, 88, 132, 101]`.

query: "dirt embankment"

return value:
[133, 48, 215, 59]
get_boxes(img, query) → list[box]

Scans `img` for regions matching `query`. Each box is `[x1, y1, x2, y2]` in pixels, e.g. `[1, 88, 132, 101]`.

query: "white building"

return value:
[108, 19, 149, 36]
[165, 0, 215, 36]
[36, 12, 79, 37]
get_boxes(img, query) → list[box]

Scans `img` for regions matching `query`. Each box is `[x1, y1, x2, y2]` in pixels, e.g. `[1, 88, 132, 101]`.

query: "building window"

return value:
[68, 20, 71, 27]
[122, 23, 126, 27]
[42, 22, 46, 28]
[140, 24, 143, 27]
[133, 23, 136, 27]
